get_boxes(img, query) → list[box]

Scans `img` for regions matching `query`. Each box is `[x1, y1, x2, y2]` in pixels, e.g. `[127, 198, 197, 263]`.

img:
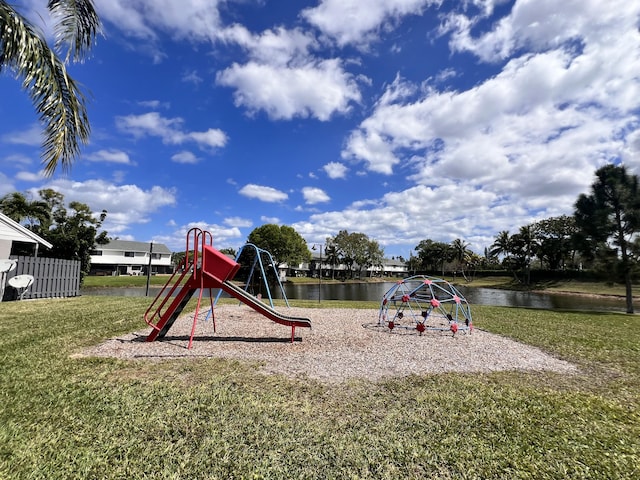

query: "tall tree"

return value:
[0, 0, 102, 175]
[246, 224, 310, 270]
[0, 191, 50, 227]
[364, 238, 385, 277]
[490, 230, 523, 281]
[39, 197, 108, 280]
[490, 230, 513, 260]
[323, 241, 341, 280]
[511, 225, 538, 285]
[451, 238, 472, 281]
[415, 239, 452, 273]
[574, 164, 640, 313]
[535, 215, 578, 269]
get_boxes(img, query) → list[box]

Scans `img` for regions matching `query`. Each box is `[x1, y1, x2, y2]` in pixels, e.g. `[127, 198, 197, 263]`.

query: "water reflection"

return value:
[83, 281, 636, 313]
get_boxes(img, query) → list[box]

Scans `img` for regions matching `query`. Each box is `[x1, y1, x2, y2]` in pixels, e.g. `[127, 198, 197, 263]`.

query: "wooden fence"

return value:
[2, 256, 81, 301]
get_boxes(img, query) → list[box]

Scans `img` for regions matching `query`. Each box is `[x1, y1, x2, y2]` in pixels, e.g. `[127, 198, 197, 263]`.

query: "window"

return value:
[151, 253, 162, 259]
[124, 251, 135, 257]
[90, 250, 102, 256]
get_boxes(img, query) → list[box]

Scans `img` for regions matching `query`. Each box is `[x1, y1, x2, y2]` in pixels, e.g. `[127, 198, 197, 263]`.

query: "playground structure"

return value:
[207, 242, 290, 313]
[378, 275, 472, 335]
[144, 228, 311, 348]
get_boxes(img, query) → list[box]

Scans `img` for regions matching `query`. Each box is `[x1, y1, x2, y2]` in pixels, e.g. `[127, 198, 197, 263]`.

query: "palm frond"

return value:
[1, 2, 90, 175]
[47, 0, 101, 63]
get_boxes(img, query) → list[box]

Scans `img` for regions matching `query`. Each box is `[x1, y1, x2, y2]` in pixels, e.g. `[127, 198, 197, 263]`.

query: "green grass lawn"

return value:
[1, 297, 638, 479]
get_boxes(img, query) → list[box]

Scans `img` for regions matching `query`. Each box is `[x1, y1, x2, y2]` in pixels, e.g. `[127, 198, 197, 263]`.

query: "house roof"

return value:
[0, 212, 53, 249]
[97, 239, 172, 254]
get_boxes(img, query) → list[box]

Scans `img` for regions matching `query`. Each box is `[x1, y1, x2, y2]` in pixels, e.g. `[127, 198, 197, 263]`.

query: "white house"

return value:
[90, 240, 173, 276]
[0, 211, 53, 258]
[293, 252, 409, 279]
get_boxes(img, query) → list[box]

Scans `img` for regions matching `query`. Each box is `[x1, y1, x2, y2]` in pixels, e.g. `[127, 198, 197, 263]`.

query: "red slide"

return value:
[145, 231, 311, 346]
[217, 277, 311, 330]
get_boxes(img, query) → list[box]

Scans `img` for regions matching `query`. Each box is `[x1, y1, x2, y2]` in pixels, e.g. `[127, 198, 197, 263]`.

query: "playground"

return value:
[79, 227, 577, 382]
[86, 303, 576, 382]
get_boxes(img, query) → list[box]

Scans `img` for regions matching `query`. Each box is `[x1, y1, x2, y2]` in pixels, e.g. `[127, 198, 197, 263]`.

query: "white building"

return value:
[292, 252, 409, 279]
[0, 211, 52, 258]
[90, 240, 173, 276]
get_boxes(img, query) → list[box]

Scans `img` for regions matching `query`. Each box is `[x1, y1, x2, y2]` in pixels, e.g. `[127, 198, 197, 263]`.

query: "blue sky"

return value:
[1, 0, 639, 257]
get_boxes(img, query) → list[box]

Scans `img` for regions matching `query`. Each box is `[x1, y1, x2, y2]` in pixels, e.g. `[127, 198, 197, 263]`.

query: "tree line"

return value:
[241, 225, 384, 281]
[413, 165, 640, 313]
[4, 165, 639, 312]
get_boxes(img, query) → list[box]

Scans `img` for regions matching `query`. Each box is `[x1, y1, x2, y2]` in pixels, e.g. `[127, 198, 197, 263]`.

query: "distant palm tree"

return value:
[0, 192, 50, 228]
[0, 0, 102, 175]
[517, 225, 538, 285]
[324, 243, 340, 280]
[490, 230, 513, 260]
[451, 238, 472, 281]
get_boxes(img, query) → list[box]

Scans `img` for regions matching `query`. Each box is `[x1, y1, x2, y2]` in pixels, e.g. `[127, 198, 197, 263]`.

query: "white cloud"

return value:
[97, 2, 364, 121]
[187, 129, 228, 148]
[28, 179, 177, 235]
[224, 216, 253, 228]
[15, 171, 45, 182]
[137, 100, 169, 109]
[293, 183, 530, 254]
[182, 70, 203, 85]
[343, 7, 640, 187]
[239, 184, 288, 203]
[171, 151, 199, 164]
[302, 0, 439, 47]
[302, 187, 330, 204]
[2, 154, 33, 166]
[86, 149, 133, 165]
[115, 112, 183, 142]
[316, 0, 640, 254]
[217, 59, 362, 121]
[0, 173, 15, 195]
[323, 162, 348, 179]
[95, 0, 223, 43]
[1, 124, 42, 146]
[153, 221, 243, 251]
[260, 216, 281, 224]
[116, 112, 228, 150]
[218, 25, 317, 66]
[443, 0, 640, 63]
[215, 24, 363, 120]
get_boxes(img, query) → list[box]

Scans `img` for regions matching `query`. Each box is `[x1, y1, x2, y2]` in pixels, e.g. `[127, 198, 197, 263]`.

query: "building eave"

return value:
[0, 212, 53, 249]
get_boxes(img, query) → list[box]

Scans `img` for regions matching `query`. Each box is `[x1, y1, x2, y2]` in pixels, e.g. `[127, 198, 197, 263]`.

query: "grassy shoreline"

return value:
[1, 295, 639, 478]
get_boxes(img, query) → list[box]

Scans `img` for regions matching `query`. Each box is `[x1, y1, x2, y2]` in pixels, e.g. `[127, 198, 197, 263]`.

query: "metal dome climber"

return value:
[378, 276, 473, 335]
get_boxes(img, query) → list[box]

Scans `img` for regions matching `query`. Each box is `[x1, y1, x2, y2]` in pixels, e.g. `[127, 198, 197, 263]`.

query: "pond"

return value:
[82, 281, 637, 313]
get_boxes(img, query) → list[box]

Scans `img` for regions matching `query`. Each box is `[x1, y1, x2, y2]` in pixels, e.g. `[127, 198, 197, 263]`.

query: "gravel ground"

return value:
[82, 304, 577, 383]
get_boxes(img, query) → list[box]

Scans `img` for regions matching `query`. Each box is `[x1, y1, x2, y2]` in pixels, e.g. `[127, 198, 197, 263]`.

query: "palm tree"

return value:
[0, 192, 50, 228]
[1, 0, 102, 175]
[490, 230, 512, 260]
[451, 238, 472, 281]
[324, 243, 340, 280]
[517, 225, 538, 285]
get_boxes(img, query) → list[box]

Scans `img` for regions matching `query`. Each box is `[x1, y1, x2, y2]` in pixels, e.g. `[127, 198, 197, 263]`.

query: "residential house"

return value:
[1, 212, 55, 301]
[90, 240, 173, 276]
[0, 211, 52, 258]
[289, 252, 409, 279]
